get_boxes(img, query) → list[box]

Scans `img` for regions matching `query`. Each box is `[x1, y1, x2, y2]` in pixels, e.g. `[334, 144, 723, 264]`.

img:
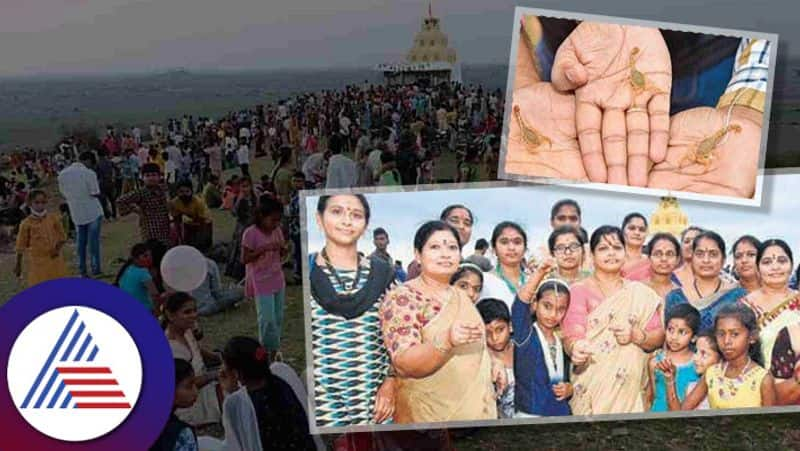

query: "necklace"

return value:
[496, 264, 526, 295]
[693, 278, 722, 299]
[592, 274, 622, 298]
[321, 247, 361, 291]
[724, 357, 752, 380]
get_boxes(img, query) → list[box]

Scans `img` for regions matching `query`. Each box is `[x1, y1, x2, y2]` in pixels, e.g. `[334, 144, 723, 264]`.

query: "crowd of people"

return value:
[307, 192, 800, 443]
[5, 80, 506, 450]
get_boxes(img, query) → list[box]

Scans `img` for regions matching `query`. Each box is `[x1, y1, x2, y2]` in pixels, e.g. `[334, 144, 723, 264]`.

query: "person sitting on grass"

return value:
[169, 179, 213, 252]
[149, 359, 200, 451]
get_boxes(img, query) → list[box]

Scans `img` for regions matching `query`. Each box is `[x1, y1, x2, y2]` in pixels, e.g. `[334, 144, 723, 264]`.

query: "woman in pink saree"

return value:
[620, 213, 651, 282]
[563, 226, 665, 415]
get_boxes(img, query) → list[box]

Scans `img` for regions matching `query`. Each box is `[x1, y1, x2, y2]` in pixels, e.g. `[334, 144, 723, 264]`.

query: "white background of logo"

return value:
[6, 306, 143, 442]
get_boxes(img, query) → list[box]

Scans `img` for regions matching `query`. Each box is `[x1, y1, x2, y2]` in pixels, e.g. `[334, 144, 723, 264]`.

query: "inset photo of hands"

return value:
[500, 9, 778, 205]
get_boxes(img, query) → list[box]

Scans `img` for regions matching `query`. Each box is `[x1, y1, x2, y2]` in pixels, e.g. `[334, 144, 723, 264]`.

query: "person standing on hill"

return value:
[58, 151, 104, 277]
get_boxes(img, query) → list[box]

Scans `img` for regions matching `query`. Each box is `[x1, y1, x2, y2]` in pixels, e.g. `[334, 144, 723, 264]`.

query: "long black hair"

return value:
[114, 242, 150, 286]
[222, 336, 272, 383]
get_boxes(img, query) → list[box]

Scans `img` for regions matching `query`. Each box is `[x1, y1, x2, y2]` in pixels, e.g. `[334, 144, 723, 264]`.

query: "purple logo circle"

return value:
[0, 278, 174, 450]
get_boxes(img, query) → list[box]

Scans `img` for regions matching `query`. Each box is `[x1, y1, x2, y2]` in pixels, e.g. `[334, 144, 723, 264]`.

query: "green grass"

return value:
[2, 155, 800, 450]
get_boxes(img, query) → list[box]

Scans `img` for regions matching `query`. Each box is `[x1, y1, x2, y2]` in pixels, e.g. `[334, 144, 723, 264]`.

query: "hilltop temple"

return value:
[649, 196, 689, 237]
[375, 3, 462, 86]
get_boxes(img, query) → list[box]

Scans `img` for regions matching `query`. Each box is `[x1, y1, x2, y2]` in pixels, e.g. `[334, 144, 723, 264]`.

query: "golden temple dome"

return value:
[406, 5, 458, 64]
[650, 196, 689, 237]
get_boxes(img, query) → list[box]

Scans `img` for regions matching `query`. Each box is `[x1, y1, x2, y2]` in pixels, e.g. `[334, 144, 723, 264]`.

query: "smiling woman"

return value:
[380, 220, 501, 423]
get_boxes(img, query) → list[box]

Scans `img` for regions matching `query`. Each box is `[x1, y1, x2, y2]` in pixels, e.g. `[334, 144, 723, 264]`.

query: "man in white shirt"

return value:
[58, 151, 104, 277]
[325, 135, 357, 189]
[237, 142, 250, 177]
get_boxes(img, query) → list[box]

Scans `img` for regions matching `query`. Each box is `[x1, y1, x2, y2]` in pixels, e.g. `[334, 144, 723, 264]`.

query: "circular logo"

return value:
[0, 279, 174, 451]
[7, 306, 143, 441]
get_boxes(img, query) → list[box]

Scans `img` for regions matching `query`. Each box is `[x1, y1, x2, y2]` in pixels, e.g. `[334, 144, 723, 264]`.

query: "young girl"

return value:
[450, 263, 484, 304]
[164, 293, 222, 426]
[648, 303, 700, 412]
[661, 329, 721, 410]
[150, 359, 200, 451]
[115, 242, 162, 314]
[241, 196, 287, 361]
[209, 336, 316, 450]
[679, 303, 777, 409]
[14, 190, 68, 287]
[512, 261, 573, 417]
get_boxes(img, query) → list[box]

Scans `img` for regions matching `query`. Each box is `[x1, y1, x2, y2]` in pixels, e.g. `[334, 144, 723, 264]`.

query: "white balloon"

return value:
[160, 245, 207, 292]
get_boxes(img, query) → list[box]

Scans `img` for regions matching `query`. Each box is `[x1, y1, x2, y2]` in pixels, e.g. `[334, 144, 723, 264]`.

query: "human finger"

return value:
[602, 108, 628, 185]
[577, 101, 606, 182]
[648, 93, 670, 163]
[551, 38, 589, 92]
[626, 106, 650, 187]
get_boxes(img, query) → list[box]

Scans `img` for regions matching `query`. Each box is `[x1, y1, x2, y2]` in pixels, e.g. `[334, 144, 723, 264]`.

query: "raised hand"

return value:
[504, 83, 586, 180]
[609, 322, 634, 346]
[656, 357, 677, 381]
[552, 23, 672, 186]
[647, 105, 762, 198]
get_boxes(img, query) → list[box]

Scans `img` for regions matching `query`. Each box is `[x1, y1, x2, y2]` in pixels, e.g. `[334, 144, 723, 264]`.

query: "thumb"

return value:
[551, 41, 589, 91]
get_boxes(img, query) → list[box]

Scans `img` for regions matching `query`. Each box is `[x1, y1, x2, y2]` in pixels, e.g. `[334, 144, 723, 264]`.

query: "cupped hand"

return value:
[373, 377, 396, 423]
[552, 23, 672, 186]
[504, 82, 586, 180]
[647, 105, 762, 198]
[449, 320, 484, 347]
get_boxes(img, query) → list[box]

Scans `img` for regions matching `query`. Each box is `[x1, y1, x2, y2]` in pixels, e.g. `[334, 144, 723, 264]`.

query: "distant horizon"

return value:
[0, 61, 507, 81]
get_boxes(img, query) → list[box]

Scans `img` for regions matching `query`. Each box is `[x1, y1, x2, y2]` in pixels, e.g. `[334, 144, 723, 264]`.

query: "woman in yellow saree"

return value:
[562, 226, 665, 415]
[380, 220, 503, 424]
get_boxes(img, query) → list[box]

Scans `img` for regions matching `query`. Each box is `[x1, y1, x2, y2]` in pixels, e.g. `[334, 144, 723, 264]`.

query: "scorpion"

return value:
[680, 124, 742, 171]
[628, 47, 665, 97]
[512, 104, 552, 153]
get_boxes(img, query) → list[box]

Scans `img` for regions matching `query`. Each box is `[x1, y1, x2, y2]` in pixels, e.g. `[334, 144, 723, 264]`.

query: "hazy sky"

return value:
[305, 174, 800, 269]
[2, 0, 798, 76]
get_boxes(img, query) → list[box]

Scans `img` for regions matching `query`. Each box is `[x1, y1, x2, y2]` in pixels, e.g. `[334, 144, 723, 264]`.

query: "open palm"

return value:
[552, 23, 672, 186]
[504, 82, 586, 181]
[647, 106, 761, 198]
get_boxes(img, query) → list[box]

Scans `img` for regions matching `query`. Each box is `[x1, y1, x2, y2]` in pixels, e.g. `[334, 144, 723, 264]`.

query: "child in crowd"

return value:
[242, 196, 288, 361]
[662, 329, 721, 410]
[149, 359, 200, 451]
[476, 298, 515, 419]
[378, 151, 401, 186]
[202, 174, 222, 209]
[115, 242, 162, 315]
[450, 263, 484, 304]
[221, 176, 240, 211]
[14, 190, 67, 286]
[206, 336, 315, 450]
[679, 303, 777, 409]
[512, 262, 572, 417]
[648, 304, 700, 412]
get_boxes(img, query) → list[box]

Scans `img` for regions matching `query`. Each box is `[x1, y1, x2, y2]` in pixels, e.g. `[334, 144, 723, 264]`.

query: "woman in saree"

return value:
[407, 204, 475, 280]
[671, 226, 704, 287]
[732, 235, 762, 293]
[739, 239, 800, 374]
[562, 226, 665, 415]
[620, 213, 651, 282]
[645, 233, 681, 299]
[308, 194, 396, 428]
[547, 225, 590, 285]
[380, 220, 503, 424]
[480, 221, 529, 311]
[770, 323, 800, 405]
[665, 231, 746, 331]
